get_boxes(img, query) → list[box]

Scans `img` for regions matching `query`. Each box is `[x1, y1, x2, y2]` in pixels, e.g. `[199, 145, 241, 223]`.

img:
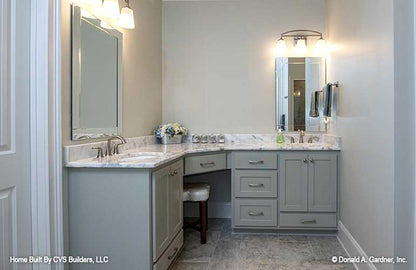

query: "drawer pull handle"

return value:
[168, 247, 179, 260]
[301, 219, 317, 224]
[248, 183, 264, 188]
[248, 211, 264, 216]
[200, 162, 215, 167]
[303, 158, 308, 163]
[248, 160, 264, 164]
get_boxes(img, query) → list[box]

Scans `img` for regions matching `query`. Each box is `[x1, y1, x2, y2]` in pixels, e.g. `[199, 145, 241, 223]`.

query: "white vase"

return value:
[160, 135, 183, 145]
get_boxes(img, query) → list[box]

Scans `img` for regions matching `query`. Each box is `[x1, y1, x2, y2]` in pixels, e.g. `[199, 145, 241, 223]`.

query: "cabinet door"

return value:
[169, 161, 183, 238]
[152, 165, 171, 262]
[279, 154, 308, 212]
[308, 153, 337, 212]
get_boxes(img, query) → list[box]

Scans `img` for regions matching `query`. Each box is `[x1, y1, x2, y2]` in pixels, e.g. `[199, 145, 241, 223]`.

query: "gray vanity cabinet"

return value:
[279, 153, 337, 213]
[152, 160, 183, 263]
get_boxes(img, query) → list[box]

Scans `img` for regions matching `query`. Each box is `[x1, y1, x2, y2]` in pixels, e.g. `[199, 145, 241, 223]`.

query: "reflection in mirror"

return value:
[71, 5, 122, 140]
[276, 57, 326, 132]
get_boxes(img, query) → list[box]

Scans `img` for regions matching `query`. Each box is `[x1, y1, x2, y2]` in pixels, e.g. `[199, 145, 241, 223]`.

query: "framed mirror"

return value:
[276, 57, 326, 132]
[71, 5, 122, 140]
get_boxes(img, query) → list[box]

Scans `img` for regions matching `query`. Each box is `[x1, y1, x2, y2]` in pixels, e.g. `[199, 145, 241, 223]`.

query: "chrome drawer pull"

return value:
[200, 162, 215, 167]
[248, 160, 264, 164]
[248, 211, 264, 216]
[303, 158, 308, 163]
[248, 183, 264, 188]
[168, 247, 179, 260]
[301, 219, 317, 224]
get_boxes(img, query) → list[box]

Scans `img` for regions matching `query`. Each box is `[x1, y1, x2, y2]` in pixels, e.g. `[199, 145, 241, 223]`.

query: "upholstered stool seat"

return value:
[183, 183, 211, 244]
[183, 183, 210, 202]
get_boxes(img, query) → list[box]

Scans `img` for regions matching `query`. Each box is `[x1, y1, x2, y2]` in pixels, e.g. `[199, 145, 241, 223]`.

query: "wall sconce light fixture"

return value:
[81, 0, 135, 29]
[119, 0, 135, 29]
[101, 0, 120, 18]
[276, 29, 326, 56]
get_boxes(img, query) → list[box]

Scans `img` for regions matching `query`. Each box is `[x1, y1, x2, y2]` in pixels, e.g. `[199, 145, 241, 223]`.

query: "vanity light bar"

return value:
[276, 29, 326, 56]
[80, 0, 135, 29]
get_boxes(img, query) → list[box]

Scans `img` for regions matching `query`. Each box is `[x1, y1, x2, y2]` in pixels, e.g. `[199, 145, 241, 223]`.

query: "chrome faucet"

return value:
[107, 135, 127, 156]
[299, 130, 305, 143]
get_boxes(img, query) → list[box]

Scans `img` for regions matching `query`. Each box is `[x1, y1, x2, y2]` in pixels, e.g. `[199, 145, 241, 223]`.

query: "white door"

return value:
[0, 0, 32, 269]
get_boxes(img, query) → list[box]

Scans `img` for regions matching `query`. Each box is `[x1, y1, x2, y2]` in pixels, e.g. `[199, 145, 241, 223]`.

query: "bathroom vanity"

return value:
[65, 135, 340, 270]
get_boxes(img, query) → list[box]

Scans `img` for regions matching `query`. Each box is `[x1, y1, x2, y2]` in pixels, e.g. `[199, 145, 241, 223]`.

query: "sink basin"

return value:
[120, 152, 164, 162]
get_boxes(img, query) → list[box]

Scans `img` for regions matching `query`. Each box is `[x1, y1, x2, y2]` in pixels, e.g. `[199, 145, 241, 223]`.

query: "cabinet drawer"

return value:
[234, 199, 277, 227]
[233, 152, 277, 169]
[234, 170, 277, 198]
[153, 230, 183, 270]
[279, 213, 337, 228]
[185, 153, 226, 175]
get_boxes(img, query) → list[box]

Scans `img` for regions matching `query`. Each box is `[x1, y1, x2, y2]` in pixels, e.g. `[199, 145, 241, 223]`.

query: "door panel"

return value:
[279, 154, 308, 212]
[169, 161, 183, 238]
[0, 0, 32, 268]
[308, 153, 337, 212]
[152, 165, 171, 262]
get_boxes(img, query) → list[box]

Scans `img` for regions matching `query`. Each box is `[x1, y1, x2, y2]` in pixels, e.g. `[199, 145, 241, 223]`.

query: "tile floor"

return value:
[171, 218, 355, 270]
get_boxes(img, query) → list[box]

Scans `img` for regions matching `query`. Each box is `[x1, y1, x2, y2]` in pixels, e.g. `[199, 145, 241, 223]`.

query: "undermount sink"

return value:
[120, 152, 164, 162]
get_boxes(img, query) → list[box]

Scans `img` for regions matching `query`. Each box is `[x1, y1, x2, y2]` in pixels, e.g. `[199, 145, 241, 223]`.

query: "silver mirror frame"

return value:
[71, 4, 123, 141]
[275, 57, 326, 132]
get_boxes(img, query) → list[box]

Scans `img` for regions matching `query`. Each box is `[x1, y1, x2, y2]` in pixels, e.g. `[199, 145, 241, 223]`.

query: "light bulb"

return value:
[275, 38, 286, 57]
[100, 20, 113, 29]
[83, 0, 102, 5]
[295, 39, 307, 55]
[119, 6, 135, 29]
[101, 0, 120, 18]
[315, 38, 326, 56]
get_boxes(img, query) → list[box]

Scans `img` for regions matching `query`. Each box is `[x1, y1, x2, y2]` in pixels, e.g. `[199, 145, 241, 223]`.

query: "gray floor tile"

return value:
[170, 261, 209, 270]
[170, 219, 352, 270]
[206, 259, 260, 270]
[309, 237, 348, 264]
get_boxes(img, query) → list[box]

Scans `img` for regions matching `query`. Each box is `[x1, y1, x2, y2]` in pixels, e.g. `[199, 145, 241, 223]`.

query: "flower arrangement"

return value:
[154, 123, 188, 144]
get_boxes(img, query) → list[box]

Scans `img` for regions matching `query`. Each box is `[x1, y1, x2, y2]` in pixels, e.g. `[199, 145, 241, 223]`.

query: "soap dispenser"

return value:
[276, 129, 285, 144]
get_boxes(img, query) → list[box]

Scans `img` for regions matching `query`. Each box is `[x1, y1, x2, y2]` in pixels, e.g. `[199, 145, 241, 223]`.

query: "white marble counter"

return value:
[64, 134, 341, 169]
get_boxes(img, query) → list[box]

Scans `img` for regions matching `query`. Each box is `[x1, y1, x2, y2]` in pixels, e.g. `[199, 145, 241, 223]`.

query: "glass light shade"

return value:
[101, 0, 120, 18]
[100, 20, 114, 29]
[315, 38, 326, 55]
[119, 7, 135, 29]
[275, 39, 287, 56]
[295, 39, 307, 55]
[83, 0, 102, 5]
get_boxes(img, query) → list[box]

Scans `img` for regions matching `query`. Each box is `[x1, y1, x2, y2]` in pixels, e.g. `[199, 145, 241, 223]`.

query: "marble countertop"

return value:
[65, 135, 341, 169]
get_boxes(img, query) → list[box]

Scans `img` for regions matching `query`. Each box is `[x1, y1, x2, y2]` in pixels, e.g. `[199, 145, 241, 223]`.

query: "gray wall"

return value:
[62, 0, 162, 146]
[162, 0, 326, 133]
[326, 1, 395, 269]
[393, 0, 415, 269]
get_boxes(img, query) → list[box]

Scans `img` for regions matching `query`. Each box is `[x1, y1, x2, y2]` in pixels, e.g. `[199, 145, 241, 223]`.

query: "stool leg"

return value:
[199, 201, 207, 244]
[206, 201, 208, 231]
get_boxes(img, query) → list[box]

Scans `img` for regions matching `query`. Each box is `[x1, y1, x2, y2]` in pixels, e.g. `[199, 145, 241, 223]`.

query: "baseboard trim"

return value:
[337, 221, 377, 270]
[184, 201, 231, 218]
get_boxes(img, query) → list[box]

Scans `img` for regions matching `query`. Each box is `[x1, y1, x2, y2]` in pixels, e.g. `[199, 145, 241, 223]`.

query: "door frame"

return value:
[30, 0, 63, 270]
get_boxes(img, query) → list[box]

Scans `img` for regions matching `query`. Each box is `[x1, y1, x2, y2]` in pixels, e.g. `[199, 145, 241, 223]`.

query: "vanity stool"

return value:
[183, 183, 210, 244]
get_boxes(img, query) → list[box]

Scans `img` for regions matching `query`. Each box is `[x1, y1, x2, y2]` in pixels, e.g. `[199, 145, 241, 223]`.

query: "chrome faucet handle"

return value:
[92, 147, 104, 158]
[290, 137, 295, 144]
[308, 136, 320, 143]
